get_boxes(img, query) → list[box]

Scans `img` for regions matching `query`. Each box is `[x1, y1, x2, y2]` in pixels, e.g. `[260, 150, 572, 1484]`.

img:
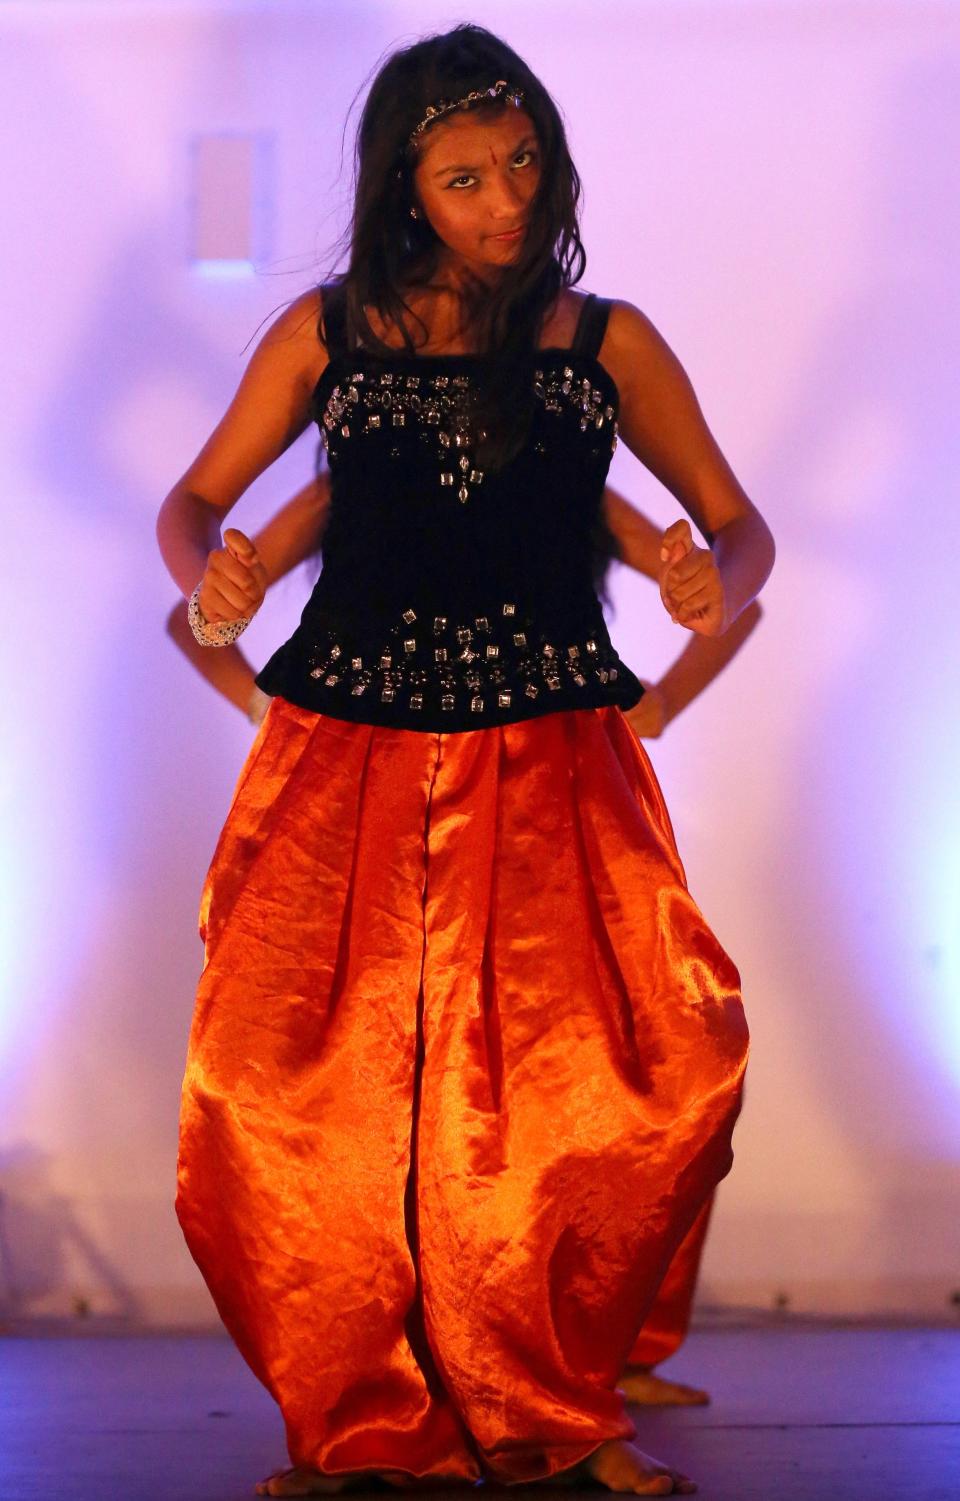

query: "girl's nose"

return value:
[488, 176, 526, 219]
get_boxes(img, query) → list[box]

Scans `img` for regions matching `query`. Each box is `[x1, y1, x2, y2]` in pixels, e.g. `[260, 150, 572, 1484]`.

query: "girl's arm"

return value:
[602, 484, 762, 735]
[156, 287, 327, 611]
[165, 473, 331, 719]
[603, 301, 775, 636]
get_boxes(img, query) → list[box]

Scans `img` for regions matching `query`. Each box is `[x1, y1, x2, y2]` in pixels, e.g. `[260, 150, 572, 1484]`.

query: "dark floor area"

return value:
[1, 1326, 957, 1500]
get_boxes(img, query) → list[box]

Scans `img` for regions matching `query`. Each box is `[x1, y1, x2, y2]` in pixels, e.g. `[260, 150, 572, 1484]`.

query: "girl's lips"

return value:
[490, 226, 525, 241]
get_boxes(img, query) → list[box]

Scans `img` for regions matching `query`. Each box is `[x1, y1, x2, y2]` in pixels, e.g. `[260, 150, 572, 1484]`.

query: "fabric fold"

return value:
[175, 700, 747, 1485]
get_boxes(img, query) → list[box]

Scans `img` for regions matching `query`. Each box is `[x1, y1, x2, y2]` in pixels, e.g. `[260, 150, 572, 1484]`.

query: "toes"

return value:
[675, 1385, 710, 1406]
[632, 1465, 697, 1495]
[651, 1475, 696, 1497]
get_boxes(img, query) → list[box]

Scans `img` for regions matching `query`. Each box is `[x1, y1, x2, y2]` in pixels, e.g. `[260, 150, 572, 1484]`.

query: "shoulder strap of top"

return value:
[570, 293, 612, 361]
[320, 281, 350, 360]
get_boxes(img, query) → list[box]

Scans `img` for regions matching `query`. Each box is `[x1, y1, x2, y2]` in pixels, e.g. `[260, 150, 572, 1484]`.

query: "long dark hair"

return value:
[328, 23, 586, 472]
[305, 24, 622, 604]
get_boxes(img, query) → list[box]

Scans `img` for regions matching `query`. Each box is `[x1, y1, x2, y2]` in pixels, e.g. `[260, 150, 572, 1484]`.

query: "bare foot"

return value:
[618, 1366, 710, 1407]
[577, 1437, 697, 1495]
[254, 1467, 352, 1496]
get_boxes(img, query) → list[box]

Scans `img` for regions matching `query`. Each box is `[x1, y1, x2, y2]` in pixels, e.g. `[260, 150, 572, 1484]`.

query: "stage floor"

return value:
[1, 1325, 957, 1500]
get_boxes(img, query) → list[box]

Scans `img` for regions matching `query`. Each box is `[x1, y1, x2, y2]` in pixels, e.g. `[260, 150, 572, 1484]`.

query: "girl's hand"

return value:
[659, 519, 728, 638]
[624, 680, 669, 740]
[198, 528, 268, 623]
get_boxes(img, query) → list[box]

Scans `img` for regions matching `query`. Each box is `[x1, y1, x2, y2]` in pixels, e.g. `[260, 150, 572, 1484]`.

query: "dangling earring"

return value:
[410, 205, 419, 219]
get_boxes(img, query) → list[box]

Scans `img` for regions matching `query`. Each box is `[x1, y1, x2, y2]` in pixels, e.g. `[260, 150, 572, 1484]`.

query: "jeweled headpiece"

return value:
[408, 79, 525, 146]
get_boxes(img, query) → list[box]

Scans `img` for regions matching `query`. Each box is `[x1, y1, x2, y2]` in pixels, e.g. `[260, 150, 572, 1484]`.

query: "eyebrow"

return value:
[431, 134, 537, 178]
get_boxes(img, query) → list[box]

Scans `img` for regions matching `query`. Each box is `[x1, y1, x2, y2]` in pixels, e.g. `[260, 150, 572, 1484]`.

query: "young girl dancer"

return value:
[157, 24, 773, 1496]
[167, 476, 760, 1414]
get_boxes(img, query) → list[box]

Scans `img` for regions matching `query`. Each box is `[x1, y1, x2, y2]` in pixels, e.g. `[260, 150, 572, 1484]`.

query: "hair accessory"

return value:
[409, 79, 524, 145]
[188, 582, 252, 647]
[410, 205, 419, 219]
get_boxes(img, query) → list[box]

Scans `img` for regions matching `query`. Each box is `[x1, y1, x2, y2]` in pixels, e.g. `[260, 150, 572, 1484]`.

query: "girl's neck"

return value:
[431, 247, 504, 293]
[375, 280, 491, 355]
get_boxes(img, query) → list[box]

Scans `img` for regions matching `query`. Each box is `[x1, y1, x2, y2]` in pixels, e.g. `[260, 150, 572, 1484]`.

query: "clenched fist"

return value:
[198, 529, 268, 624]
[659, 519, 728, 638]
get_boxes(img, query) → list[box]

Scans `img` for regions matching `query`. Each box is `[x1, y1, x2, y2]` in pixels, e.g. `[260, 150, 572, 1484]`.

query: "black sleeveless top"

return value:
[255, 289, 644, 732]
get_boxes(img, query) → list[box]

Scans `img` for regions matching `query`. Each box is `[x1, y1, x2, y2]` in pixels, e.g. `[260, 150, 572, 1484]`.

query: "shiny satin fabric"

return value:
[176, 698, 748, 1484]
[627, 1194, 715, 1369]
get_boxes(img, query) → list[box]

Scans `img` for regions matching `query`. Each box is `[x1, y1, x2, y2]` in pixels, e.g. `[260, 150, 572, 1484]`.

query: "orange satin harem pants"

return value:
[175, 697, 748, 1484]
[628, 1195, 715, 1369]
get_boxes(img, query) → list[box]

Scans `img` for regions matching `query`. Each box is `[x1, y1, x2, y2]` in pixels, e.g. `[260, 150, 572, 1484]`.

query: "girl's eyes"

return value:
[447, 150, 538, 190]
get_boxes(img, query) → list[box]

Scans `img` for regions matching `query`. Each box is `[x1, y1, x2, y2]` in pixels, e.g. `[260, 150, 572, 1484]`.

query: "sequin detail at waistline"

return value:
[305, 601, 624, 716]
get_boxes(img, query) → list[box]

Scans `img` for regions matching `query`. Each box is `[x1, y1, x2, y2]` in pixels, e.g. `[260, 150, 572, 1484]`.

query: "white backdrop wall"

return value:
[1, 0, 957, 1327]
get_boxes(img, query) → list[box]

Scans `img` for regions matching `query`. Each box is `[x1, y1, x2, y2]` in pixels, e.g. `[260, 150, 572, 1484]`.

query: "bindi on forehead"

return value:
[422, 121, 537, 179]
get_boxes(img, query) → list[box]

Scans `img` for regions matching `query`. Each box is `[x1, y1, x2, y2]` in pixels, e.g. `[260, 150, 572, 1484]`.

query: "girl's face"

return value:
[412, 107, 541, 276]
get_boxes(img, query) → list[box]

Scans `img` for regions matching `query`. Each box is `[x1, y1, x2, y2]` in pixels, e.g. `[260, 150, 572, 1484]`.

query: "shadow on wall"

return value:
[0, 1144, 142, 1321]
[6, 5, 382, 1321]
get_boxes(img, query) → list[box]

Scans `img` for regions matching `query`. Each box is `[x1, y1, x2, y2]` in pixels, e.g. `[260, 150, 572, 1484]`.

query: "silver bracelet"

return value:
[187, 583, 252, 647]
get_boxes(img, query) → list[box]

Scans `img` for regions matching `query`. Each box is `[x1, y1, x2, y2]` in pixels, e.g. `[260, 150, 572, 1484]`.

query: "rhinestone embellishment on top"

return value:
[306, 601, 622, 715]
[535, 365, 618, 448]
[320, 369, 484, 503]
[317, 360, 617, 500]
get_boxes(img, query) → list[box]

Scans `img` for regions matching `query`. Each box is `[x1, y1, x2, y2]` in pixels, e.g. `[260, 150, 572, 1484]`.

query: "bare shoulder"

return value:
[171, 286, 328, 514]
[600, 298, 685, 391]
[257, 285, 327, 377]
[237, 282, 329, 423]
[547, 292, 676, 382]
